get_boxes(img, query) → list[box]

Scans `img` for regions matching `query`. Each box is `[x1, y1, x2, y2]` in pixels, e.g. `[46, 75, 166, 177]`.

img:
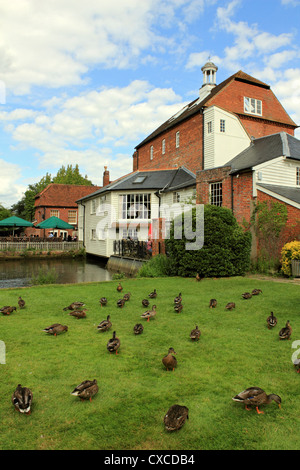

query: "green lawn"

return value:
[0, 276, 299, 450]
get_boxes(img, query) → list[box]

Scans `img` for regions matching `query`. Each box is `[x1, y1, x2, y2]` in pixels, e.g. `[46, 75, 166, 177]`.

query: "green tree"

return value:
[0, 204, 12, 221]
[53, 164, 92, 185]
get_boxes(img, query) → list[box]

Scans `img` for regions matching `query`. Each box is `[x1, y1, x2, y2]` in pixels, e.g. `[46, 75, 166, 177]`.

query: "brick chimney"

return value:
[103, 166, 110, 186]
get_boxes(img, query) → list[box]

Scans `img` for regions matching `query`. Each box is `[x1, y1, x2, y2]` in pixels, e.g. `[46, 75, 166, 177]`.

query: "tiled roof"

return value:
[226, 132, 300, 173]
[135, 70, 296, 149]
[257, 183, 300, 205]
[35, 184, 102, 208]
[76, 167, 196, 202]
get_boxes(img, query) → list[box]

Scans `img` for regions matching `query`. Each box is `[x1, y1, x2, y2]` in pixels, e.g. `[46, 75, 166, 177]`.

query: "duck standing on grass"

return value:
[232, 387, 281, 414]
[279, 320, 292, 340]
[12, 384, 33, 415]
[18, 297, 25, 309]
[242, 292, 252, 299]
[209, 299, 217, 308]
[1, 306, 17, 315]
[71, 380, 98, 402]
[164, 404, 189, 431]
[97, 315, 112, 332]
[99, 297, 107, 307]
[63, 302, 85, 311]
[141, 305, 157, 322]
[162, 347, 177, 371]
[69, 309, 87, 319]
[117, 283, 123, 293]
[225, 302, 235, 310]
[107, 331, 120, 355]
[266, 312, 277, 329]
[133, 323, 144, 335]
[43, 324, 68, 336]
[190, 325, 201, 341]
[148, 289, 157, 299]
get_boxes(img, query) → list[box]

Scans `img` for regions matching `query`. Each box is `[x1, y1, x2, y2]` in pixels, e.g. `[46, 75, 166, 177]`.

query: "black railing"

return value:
[113, 240, 151, 260]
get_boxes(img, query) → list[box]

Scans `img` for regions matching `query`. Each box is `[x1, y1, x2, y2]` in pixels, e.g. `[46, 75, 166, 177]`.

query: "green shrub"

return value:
[165, 205, 251, 277]
[280, 240, 300, 276]
[137, 254, 175, 277]
[31, 267, 58, 285]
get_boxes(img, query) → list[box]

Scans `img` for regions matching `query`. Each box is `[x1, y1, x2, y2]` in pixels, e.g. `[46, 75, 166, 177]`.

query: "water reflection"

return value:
[0, 256, 112, 289]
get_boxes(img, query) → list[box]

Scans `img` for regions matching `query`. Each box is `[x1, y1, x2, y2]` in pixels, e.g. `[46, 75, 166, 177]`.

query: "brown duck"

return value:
[141, 305, 157, 322]
[142, 299, 150, 307]
[97, 315, 112, 332]
[252, 289, 262, 295]
[1, 306, 17, 315]
[190, 325, 201, 341]
[148, 289, 157, 299]
[225, 302, 235, 310]
[43, 324, 68, 336]
[232, 387, 281, 414]
[117, 283, 123, 292]
[266, 311, 277, 329]
[18, 297, 25, 309]
[242, 292, 252, 299]
[69, 309, 87, 319]
[63, 302, 85, 311]
[12, 384, 33, 415]
[133, 323, 144, 335]
[123, 292, 131, 301]
[209, 299, 217, 308]
[164, 404, 189, 431]
[107, 331, 120, 354]
[279, 320, 292, 340]
[99, 297, 108, 307]
[71, 379, 98, 402]
[162, 347, 177, 371]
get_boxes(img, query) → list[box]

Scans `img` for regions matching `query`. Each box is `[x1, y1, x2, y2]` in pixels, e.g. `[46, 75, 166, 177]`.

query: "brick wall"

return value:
[136, 114, 203, 173]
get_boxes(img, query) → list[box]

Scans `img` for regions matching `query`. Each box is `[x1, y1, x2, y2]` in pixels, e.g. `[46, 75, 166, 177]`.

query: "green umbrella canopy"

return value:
[35, 216, 74, 230]
[0, 215, 34, 235]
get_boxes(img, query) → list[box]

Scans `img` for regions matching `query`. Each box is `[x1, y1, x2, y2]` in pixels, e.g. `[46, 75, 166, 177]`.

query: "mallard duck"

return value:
[225, 302, 235, 310]
[117, 283, 123, 292]
[18, 296, 25, 309]
[252, 289, 262, 295]
[141, 305, 157, 322]
[190, 325, 201, 341]
[107, 331, 120, 354]
[63, 302, 85, 311]
[174, 303, 183, 313]
[117, 298, 125, 308]
[123, 292, 131, 301]
[148, 289, 157, 299]
[142, 299, 150, 307]
[99, 297, 107, 307]
[174, 293, 182, 304]
[196, 273, 204, 282]
[266, 311, 277, 329]
[242, 292, 252, 299]
[0, 306, 17, 315]
[293, 358, 300, 373]
[232, 387, 281, 414]
[97, 315, 112, 332]
[12, 384, 33, 415]
[43, 324, 68, 336]
[162, 347, 177, 371]
[69, 309, 87, 319]
[279, 320, 292, 340]
[71, 379, 98, 402]
[164, 404, 189, 431]
[209, 299, 217, 308]
[133, 323, 144, 335]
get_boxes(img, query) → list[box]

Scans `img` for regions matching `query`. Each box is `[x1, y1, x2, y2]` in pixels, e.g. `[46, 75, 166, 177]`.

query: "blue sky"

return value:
[0, 0, 300, 207]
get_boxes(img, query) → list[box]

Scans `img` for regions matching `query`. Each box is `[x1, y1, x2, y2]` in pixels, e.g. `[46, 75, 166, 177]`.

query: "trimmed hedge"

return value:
[165, 205, 251, 277]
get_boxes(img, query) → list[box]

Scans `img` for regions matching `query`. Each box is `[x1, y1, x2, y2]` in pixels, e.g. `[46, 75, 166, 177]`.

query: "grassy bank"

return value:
[0, 276, 299, 450]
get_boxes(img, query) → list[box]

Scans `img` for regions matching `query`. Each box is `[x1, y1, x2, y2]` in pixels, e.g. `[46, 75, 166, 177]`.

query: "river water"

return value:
[0, 256, 113, 289]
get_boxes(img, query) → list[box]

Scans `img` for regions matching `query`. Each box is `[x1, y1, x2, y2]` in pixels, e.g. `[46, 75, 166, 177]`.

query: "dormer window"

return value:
[244, 97, 262, 116]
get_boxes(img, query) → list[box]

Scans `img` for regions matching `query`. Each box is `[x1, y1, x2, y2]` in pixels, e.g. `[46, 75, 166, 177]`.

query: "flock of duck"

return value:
[1, 282, 298, 432]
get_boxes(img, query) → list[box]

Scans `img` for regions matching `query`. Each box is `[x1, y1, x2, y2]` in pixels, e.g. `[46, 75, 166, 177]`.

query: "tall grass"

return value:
[0, 276, 299, 450]
[31, 267, 58, 285]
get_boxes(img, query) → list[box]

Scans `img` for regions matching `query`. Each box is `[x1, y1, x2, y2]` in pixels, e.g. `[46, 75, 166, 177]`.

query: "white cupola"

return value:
[199, 60, 218, 101]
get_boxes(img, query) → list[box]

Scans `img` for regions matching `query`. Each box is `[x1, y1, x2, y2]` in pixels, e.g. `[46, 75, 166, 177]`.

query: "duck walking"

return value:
[71, 380, 98, 402]
[99, 297, 108, 307]
[164, 404, 189, 431]
[69, 309, 87, 319]
[117, 298, 125, 308]
[0, 306, 17, 315]
[18, 296, 25, 309]
[174, 303, 183, 313]
[107, 331, 120, 355]
[242, 292, 252, 299]
[148, 289, 157, 299]
[123, 293, 131, 301]
[141, 305, 157, 322]
[117, 283, 123, 292]
[43, 324, 68, 336]
[97, 315, 112, 332]
[209, 299, 217, 308]
[162, 347, 177, 371]
[279, 320, 292, 340]
[190, 325, 201, 341]
[252, 289, 262, 295]
[142, 299, 150, 307]
[266, 312, 277, 329]
[225, 302, 235, 310]
[174, 293, 182, 304]
[232, 387, 281, 414]
[12, 384, 33, 415]
[63, 302, 85, 311]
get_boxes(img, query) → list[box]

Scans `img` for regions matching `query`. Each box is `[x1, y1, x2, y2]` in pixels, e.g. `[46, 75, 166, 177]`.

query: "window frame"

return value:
[209, 182, 223, 207]
[220, 119, 225, 133]
[68, 210, 77, 225]
[120, 193, 151, 220]
[176, 131, 180, 148]
[50, 209, 60, 218]
[244, 97, 262, 116]
[162, 138, 165, 155]
[150, 145, 153, 160]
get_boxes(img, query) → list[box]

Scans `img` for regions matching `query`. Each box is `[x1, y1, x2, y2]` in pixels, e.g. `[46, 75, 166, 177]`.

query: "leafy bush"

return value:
[280, 240, 300, 276]
[137, 254, 175, 278]
[31, 267, 58, 285]
[165, 205, 251, 277]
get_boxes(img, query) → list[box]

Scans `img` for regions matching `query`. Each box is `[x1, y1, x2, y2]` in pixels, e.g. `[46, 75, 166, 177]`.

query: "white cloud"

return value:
[0, 159, 26, 207]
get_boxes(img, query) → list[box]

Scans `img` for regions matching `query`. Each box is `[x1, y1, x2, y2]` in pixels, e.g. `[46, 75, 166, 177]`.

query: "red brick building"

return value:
[32, 183, 101, 238]
[133, 62, 300, 257]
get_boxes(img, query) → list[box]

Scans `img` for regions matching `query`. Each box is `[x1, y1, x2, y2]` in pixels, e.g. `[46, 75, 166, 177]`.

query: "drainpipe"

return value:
[231, 174, 234, 213]
[79, 201, 85, 248]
